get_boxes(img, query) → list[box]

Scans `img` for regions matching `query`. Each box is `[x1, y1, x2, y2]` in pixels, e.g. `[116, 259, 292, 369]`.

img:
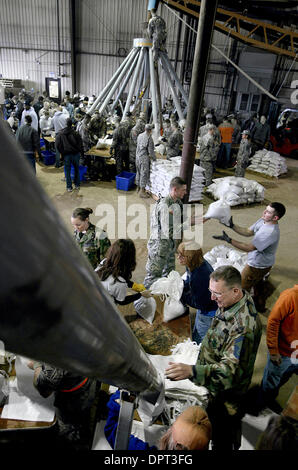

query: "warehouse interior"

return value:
[0, 0, 298, 453]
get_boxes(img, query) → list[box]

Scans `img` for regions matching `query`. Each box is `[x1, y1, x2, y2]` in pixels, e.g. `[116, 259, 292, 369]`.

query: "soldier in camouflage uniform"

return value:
[89, 111, 107, 145]
[129, 118, 145, 172]
[110, 120, 130, 175]
[165, 121, 183, 160]
[144, 177, 187, 288]
[199, 116, 221, 171]
[135, 124, 156, 198]
[199, 125, 217, 186]
[71, 207, 111, 269]
[165, 265, 262, 450]
[235, 130, 252, 177]
[148, 9, 167, 62]
[29, 360, 97, 450]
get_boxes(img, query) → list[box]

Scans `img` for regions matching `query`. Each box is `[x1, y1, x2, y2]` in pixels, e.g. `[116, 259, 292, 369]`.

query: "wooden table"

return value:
[0, 362, 56, 432]
[0, 407, 56, 431]
[118, 295, 191, 356]
[85, 145, 116, 180]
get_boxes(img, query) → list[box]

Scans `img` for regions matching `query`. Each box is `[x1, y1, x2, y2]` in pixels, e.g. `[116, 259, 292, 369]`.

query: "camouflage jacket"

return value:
[74, 222, 111, 269]
[192, 292, 262, 397]
[200, 133, 217, 162]
[166, 129, 183, 157]
[237, 139, 252, 164]
[136, 131, 156, 160]
[111, 123, 130, 151]
[149, 195, 185, 246]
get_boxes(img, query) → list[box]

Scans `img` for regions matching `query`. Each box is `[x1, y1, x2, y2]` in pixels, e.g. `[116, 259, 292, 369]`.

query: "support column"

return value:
[180, 0, 218, 202]
[69, 0, 77, 94]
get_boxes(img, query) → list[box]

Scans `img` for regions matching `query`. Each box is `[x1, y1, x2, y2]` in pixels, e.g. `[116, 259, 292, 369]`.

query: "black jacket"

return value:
[55, 126, 84, 156]
[16, 123, 40, 154]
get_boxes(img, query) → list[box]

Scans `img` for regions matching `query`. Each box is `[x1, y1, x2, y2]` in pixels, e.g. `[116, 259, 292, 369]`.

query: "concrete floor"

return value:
[36, 156, 298, 410]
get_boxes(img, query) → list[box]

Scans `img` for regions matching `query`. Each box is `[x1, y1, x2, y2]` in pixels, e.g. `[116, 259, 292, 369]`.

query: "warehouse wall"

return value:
[0, 0, 72, 95]
[0, 0, 297, 116]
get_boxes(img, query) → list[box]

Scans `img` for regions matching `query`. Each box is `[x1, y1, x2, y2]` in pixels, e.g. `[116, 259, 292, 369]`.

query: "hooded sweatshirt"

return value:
[55, 126, 84, 157]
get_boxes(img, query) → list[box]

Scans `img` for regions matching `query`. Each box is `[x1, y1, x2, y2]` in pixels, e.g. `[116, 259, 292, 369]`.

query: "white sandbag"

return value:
[204, 198, 231, 225]
[150, 271, 185, 322]
[149, 277, 172, 296]
[163, 297, 186, 323]
[96, 136, 112, 149]
[166, 271, 184, 300]
[134, 297, 156, 324]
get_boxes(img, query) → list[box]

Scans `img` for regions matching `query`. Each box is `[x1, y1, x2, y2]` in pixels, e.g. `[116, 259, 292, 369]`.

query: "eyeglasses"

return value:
[208, 288, 232, 299]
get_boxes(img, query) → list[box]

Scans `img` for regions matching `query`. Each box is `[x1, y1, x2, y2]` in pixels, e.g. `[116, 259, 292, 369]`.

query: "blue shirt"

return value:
[181, 260, 217, 315]
[104, 391, 157, 451]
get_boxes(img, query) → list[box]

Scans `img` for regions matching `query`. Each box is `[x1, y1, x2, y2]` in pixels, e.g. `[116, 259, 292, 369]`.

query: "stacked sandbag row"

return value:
[146, 157, 205, 201]
[206, 176, 265, 206]
[247, 149, 288, 177]
[204, 244, 247, 273]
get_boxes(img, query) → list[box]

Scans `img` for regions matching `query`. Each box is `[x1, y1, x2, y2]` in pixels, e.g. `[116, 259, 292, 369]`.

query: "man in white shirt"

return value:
[20, 100, 39, 131]
[212, 202, 286, 311]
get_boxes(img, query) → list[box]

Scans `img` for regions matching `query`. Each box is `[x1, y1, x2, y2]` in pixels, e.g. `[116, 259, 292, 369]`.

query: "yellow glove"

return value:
[132, 282, 146, 292]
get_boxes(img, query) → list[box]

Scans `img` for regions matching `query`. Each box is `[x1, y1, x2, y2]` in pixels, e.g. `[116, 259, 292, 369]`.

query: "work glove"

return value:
[222, 216, 234, 229]
[213, 230, 232, 244]
[131, 282, 146, 292]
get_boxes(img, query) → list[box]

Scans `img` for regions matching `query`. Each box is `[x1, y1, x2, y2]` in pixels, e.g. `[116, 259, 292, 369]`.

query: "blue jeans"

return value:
[64, 153, 80, 189]
[260, 353, 298, 405]
[217, 143, 232, 168]
[24, 152, 36, 173]
[192, 310, 216, 344]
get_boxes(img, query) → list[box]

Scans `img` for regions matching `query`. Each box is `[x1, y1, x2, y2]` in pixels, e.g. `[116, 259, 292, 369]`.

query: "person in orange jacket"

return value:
[217, 116, 234, 169]
[259, 285, 298, 411]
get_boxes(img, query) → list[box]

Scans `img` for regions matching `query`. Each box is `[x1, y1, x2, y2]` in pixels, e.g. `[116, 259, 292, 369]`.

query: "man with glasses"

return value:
[212, 202, 286, 312]
[165, 265, 262, 450]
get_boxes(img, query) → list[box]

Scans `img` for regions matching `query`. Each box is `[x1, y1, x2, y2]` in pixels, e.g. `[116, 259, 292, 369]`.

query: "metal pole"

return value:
[100, 48, 140, 115]
[69, 0, 77, 94]
[161, 52, 189, 106]
[122, 48, 145, 119]
[144, 48, 150, 99]
[0, 123, 163, 397]
[111, 52, 140, 112]
[149, 48, 159, 138]
[160, 54, 184, 121]
[154, 63, 163, 132]
[88, 48, 135, 114]
[180, 0, 218, 202]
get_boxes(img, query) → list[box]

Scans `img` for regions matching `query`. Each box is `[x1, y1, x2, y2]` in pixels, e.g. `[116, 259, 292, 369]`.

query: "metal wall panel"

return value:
[0, 1, 296, 113]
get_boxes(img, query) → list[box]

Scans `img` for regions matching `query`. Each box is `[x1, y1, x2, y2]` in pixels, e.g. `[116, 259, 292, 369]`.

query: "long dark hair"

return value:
[97, 239, 136, 283]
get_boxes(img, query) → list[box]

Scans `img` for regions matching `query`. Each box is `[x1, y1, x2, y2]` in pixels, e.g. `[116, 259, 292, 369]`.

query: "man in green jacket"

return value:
[166, 265, 262, 449]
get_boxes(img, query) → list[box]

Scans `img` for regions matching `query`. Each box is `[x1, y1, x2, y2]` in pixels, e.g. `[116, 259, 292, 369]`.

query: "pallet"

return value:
[246, 168, 286, 180]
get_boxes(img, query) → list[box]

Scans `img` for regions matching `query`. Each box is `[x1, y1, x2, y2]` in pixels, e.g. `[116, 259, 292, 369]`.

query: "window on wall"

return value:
[251, 94, 260, 112]
[239, 93, 249, 111]
[237, 93, 260, 113]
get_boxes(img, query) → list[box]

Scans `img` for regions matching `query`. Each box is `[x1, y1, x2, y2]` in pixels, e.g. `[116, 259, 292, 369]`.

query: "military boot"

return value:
[139, 188, 150, 198]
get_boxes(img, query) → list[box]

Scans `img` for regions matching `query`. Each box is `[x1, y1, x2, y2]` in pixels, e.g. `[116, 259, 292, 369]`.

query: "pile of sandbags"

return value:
[204, 245, 247, 273]
[206, 176, 265, 206]
[146, 157, 205, 201]
[247, 149, 287, 177]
